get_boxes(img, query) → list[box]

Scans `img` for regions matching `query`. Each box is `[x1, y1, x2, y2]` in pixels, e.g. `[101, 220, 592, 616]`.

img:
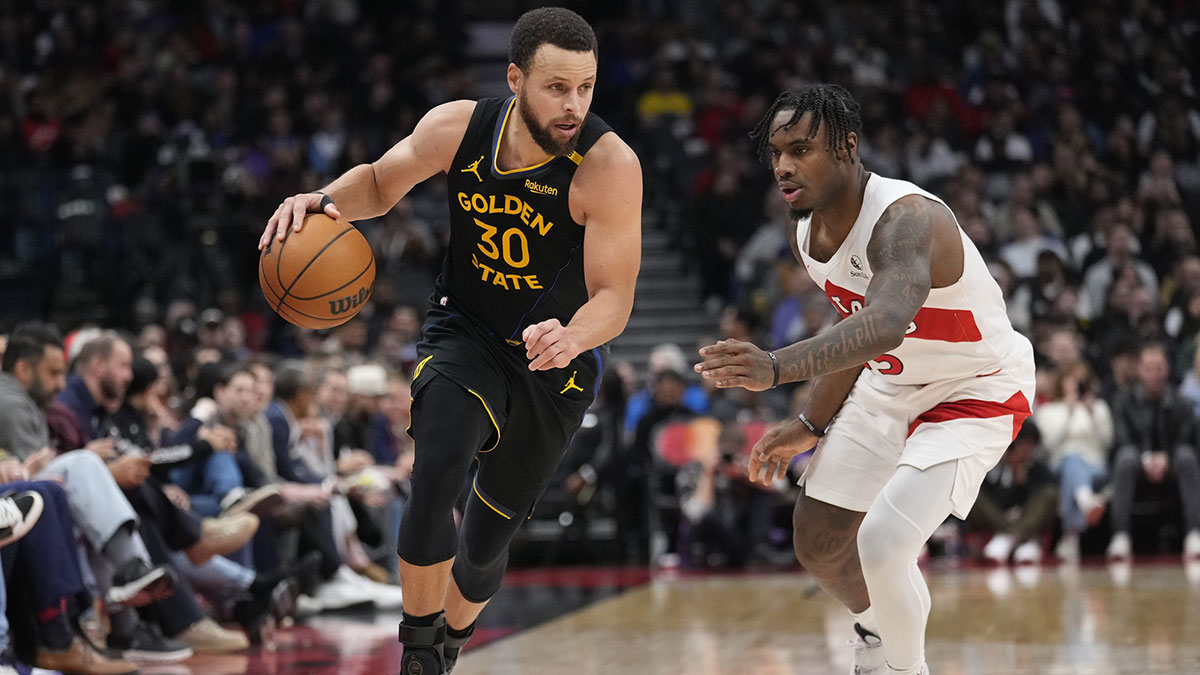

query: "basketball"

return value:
[258, 213, 376, 330]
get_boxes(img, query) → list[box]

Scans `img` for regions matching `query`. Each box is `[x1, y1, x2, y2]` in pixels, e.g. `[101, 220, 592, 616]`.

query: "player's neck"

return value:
[812, 168, 871, 237]
[497, 114, 554, 172]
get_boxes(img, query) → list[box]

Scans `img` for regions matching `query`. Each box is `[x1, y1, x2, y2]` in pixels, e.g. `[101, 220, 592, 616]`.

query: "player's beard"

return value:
[790, 207, 813, 223]
[518, 92, 582, 157]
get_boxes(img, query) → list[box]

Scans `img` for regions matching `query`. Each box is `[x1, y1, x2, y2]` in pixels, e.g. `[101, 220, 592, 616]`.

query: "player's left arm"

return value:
[524, 135, 643, 371]
[696, 195, 950, 389]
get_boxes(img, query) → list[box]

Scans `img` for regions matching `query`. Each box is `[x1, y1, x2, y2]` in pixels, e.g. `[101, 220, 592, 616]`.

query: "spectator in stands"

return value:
[623, 369, 696, 564]
[1, 481, 138, 674]
[334, 364, 390, 462]
[999, 208, 1070, 280]
[1107, 342, 1200, 560]
[0, 323, 192, 662]
[676, 419, 791, 568]
[265, 364, 403, 611]
[1035, 361, 1114, 563]
[624, 343, 709, 436]
[53, 333, 262, 654]
[1081, 225, 1159, 320]
[114, 357, 309, 644]
[165, 363, 278, 519]
[969, 422, 1057, 564]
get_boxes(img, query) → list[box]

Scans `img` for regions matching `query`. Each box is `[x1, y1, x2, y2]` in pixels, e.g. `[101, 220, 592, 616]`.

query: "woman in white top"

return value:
[1034, 360, 1114, 562]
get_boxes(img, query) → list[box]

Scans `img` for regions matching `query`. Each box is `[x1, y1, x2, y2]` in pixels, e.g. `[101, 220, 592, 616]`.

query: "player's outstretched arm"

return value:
[260, 100, 474, 249]
[524, 135, 643, 371]
[695, 194, 943, 389]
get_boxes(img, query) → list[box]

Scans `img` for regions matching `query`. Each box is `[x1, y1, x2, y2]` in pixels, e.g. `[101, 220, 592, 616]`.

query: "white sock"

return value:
[851, 606, 879, 636]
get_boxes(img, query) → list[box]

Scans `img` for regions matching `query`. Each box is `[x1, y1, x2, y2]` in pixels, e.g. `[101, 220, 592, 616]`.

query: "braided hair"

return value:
[749, 84, 862, 163]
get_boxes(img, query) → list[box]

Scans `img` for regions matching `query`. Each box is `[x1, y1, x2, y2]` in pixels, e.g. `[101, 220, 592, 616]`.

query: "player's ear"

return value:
[845, 131, 858, 164]
[507, 63, 522, 95]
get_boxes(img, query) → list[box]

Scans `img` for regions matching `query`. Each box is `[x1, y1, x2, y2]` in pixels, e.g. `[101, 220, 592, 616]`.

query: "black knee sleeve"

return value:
[398, 376, 496, 566]
[450, 490, 526, 602]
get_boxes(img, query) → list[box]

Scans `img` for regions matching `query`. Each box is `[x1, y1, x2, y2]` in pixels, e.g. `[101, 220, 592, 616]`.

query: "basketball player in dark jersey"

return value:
[259, 9, 641, 674]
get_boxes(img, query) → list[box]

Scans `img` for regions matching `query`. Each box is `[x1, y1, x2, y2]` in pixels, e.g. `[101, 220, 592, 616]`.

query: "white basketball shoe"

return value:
[850, 623, 885, 674]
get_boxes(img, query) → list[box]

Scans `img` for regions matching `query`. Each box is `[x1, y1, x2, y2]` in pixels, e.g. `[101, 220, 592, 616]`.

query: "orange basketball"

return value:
[259, 213, 376, 330]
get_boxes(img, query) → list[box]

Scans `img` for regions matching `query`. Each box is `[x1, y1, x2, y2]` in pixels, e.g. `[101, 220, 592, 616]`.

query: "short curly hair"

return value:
[509, 7, 597, 72]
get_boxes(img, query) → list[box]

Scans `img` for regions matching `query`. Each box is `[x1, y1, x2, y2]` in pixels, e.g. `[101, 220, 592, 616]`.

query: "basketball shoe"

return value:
[850, 623, 885, 674]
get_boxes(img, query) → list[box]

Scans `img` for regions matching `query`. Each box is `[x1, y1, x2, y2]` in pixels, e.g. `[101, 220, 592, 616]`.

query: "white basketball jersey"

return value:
[796, 174, 1022, 386]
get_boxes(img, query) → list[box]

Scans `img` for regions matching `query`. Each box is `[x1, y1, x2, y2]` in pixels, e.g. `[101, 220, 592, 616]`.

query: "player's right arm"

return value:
[259, 100, 476, 249]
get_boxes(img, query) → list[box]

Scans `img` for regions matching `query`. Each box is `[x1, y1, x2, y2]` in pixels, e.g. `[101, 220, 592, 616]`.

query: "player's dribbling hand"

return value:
[747, 418, 819, 486]
[259, 192, 342, 249]
[694, 339, 775, 391]
[522, 319, 581, 371]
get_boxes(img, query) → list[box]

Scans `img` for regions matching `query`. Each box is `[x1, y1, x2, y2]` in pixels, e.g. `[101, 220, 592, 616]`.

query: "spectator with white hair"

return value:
[624, 342, 710, 436]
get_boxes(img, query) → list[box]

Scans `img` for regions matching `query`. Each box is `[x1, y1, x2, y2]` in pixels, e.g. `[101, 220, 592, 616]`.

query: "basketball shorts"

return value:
[799, 337, 1035, 519]
[410, 307, 602, 519]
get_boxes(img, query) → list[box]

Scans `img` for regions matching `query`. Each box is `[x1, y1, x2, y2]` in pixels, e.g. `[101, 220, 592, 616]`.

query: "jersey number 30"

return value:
[475, 218, 530, 269]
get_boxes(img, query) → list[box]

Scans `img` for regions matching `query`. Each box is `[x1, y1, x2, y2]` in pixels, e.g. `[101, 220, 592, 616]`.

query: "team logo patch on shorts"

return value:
[560, 371, 584, 394]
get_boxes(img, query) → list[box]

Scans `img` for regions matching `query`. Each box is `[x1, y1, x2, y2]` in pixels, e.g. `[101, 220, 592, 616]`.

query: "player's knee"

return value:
[856, 512, 902, 577]
[792, 500, 858, 572]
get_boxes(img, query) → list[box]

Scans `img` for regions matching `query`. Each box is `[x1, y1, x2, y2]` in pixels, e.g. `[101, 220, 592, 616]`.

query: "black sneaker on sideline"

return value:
[233, 551, 321, 643]
[0, 490, 43, 549]
[107, 620, 193, 663]
[105, 559, 177, 609]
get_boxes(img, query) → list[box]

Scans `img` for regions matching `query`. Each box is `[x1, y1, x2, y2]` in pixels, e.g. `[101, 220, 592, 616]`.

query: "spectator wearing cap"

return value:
[624, 343, 710, 436]
[333, 364, 389, 463]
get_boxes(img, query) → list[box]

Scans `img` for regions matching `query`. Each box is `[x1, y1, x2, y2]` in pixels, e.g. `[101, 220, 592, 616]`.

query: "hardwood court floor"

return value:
[457, 561, 1200, 675]
[142, 561, 1200, 675]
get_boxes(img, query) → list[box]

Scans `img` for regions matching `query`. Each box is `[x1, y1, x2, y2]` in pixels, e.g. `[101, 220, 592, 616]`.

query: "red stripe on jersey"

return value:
[824, 281, 982, 343]
[907, 391, 1032, 440]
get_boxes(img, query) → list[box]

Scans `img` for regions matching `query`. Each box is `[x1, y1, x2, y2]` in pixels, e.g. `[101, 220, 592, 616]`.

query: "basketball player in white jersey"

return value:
[695, 84, 1035, 675]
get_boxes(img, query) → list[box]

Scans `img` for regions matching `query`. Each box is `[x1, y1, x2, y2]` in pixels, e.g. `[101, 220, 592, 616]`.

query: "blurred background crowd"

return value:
[1, 0, 1199, 669]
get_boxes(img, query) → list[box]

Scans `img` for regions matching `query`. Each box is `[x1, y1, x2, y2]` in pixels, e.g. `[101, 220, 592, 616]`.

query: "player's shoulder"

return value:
[577, 132, 641, 178]
[872, 175, 953, 226]
[419, 99, 479, 136]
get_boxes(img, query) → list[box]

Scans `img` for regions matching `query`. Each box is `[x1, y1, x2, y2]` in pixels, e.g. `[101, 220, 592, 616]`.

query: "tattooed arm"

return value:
[695, 195, 949, 390]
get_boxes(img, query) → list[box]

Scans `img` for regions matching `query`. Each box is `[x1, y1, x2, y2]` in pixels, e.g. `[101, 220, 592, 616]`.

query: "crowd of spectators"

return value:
[1, 3, 1200, 666]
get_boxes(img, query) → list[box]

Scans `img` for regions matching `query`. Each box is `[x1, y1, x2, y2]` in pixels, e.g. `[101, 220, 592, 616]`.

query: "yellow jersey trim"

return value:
[567, 151, 583, 165]
[472, 480, 512, 520]
[466, 388, 501, 452]
[412, 355, 434, 381]
[492, 97, 555, 176]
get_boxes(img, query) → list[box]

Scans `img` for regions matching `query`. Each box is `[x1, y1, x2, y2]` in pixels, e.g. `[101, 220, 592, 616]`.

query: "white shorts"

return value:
[799, 338, 1036, 519]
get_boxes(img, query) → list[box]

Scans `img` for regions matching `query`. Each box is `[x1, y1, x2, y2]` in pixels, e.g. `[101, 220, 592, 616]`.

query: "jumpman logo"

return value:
[560, 371, 584, 394]
[461, 155, 485, 182]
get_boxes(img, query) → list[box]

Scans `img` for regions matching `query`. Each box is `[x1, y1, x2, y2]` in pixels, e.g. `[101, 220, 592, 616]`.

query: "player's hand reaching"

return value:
[259, 192, 342, 249]
[694, 339, 776, 391]
[523, 319, 582, 371]
[748, 417, 819, 486]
